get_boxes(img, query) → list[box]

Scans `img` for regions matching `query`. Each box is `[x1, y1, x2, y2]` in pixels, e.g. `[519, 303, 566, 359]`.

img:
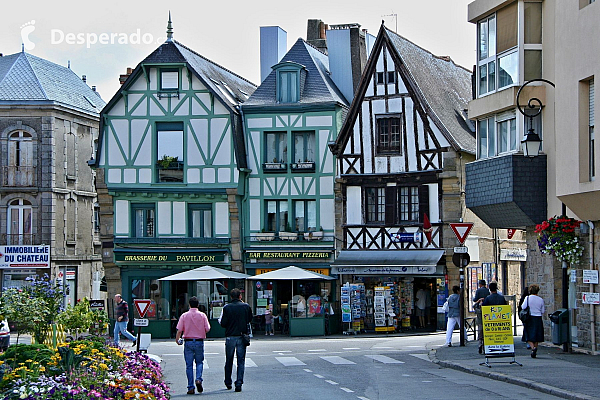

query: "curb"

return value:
[429, 349, 599, 400]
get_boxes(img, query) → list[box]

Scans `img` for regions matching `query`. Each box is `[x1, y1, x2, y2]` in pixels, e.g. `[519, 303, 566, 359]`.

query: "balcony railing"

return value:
[0, 233, 37, 245]
[342, 224, 442, 250]
[2, 166, 36, 186]
[114, 237, 230, 246]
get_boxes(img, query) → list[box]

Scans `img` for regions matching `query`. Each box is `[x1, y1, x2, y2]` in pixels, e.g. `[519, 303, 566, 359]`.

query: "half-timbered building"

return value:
[95, 20, 256, 338]
[329, 25, 477, 332]
[241, 27, 351, 335]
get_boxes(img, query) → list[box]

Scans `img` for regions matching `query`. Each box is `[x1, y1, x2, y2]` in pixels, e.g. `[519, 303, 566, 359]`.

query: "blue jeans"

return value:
[113, 321, 136, 345]
[224, 336, 246, 388]
[184, 340, 205, 390]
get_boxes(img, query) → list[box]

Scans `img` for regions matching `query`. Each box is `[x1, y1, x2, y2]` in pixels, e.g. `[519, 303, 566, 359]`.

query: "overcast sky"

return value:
[1, 0, 475, 102]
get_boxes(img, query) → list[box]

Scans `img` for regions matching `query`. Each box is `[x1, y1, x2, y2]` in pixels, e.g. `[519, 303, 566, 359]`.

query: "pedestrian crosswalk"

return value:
[199, 353, 414, 369]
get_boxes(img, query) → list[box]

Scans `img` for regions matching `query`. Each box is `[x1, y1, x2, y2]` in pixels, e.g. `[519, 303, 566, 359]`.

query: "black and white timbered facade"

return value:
[330, 25, 475, 271]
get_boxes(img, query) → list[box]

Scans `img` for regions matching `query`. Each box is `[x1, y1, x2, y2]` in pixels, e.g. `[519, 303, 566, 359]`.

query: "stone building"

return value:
[0, 50, 105, 305]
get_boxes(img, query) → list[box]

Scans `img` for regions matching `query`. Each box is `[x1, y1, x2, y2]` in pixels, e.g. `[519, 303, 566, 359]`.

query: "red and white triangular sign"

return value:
[449, 223, 474, 244]
[507, 229, 517, 239]
[134, 299, 151, 318]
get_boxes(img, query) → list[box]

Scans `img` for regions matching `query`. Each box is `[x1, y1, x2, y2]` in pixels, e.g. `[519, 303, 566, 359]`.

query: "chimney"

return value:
[82, 75, 87, 83]
[92, 86, 96, 91]
[260, 26, 287, 83]
[119, 67, 133, 85]
[307, 19, 328, 53]
[326, 23, 369, 103]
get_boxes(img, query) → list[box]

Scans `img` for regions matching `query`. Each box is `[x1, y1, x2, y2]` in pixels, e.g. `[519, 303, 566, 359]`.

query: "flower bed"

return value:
[0, 339, 170, 399]
[535, 216, 584, 264]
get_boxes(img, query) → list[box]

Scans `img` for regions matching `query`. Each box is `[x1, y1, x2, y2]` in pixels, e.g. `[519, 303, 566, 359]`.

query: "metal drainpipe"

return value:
[588, 220, 596, 355]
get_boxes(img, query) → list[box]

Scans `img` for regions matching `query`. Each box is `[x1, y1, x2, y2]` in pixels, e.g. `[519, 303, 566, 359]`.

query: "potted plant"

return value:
[256, 228, 275, 241]
[158, 155, 179, 169]
[305, 226, 324, 240]
[279, 223, 298, 241]
[535, 216, 584, 264]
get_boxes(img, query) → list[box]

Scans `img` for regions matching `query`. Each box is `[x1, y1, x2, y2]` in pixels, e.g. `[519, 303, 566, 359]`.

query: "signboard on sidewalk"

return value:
[481, 305, 514, 356]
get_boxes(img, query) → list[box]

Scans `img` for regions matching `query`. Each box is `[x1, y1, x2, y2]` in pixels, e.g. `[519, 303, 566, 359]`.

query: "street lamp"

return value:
[516, 79, 555, 158]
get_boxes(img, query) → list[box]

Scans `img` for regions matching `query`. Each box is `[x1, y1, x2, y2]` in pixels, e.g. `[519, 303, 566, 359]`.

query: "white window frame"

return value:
[7, 199, 33, 245]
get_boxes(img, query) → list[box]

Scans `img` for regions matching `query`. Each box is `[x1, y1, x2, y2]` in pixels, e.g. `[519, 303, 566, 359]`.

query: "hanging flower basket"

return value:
[535, 216, 584, 264]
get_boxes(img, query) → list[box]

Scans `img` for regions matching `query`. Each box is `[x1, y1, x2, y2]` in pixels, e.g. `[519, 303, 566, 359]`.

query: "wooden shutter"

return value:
[497, 2, 518, 53]
[385, 186, 397, 225]
[418, 185, 429, 223]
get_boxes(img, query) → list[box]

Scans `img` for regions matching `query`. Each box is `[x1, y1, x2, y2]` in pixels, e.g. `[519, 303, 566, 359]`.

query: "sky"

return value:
[0, 0, 476, 102]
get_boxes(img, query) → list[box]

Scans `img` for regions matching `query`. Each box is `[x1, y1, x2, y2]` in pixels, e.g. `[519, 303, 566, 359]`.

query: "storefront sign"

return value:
[247, 251, 331, 259]
[0, 245, 50, 269]
[481, 305, 514, 356]
[583, 270, 599, 284]
[254, 268, 329, 276]
[500, 248, 527, 261]
[331, 266, 436, 275]
[115, 251, 225, 263]
[89, 300, 105, 310]
[582, 292, 600, 305]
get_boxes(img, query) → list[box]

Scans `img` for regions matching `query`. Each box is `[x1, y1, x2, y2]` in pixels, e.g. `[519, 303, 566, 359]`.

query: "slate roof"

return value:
[0, 51, 105, 115]
[243, 38, 349, 108]
[384, 27, 475, 153]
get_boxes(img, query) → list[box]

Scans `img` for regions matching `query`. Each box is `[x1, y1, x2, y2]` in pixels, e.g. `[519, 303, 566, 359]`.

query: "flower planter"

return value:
[256, 232, 275, 241]
[291, 162, 315, 172]
[303, 231, 324, 241]
[262, 162, 287, 173]
[279, 231, 299, 241]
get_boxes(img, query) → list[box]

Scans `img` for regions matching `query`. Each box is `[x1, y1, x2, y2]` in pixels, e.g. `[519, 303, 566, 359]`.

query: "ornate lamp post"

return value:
[516, 79, 555, 157]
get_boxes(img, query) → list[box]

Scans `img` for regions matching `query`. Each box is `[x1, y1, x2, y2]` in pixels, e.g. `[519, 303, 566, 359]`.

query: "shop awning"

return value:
[158, 266, 250, 281]
[330, 250, 445, 275]
[247, 266, 335, 281]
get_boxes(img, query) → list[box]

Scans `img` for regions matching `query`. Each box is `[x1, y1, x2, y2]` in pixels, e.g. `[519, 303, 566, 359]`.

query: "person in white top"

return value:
[522, 284, 545, 358]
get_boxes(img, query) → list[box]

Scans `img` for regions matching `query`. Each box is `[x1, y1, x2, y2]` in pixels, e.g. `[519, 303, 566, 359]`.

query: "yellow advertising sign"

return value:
[481, 305, 514, 356]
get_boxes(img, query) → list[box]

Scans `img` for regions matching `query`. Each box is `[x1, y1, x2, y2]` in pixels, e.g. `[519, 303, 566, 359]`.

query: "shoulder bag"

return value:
[241, 323, 251, 346]
[519, 296, 531, 322]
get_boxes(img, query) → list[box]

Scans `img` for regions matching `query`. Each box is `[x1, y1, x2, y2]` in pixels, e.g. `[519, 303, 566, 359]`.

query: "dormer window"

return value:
[273, 61, 305, 103]
[160, 69, 179, 90]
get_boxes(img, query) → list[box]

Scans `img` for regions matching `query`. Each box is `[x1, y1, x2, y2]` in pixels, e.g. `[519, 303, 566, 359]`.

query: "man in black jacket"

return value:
[219, 288, 252, 392]
[482, 282, 507, 306]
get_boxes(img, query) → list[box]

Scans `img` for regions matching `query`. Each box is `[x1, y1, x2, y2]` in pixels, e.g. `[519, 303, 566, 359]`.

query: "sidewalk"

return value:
[431, 337, 600, 400]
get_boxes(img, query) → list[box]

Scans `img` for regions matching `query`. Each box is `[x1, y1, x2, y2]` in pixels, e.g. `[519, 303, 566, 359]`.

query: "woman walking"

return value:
[523, 284, 545, 358]
[444, 286, 462, 347]
[518, 286, 530, 348]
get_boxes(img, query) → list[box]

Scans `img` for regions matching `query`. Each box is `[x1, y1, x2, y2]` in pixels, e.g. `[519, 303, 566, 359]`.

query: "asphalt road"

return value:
[153, 333, 561, 400]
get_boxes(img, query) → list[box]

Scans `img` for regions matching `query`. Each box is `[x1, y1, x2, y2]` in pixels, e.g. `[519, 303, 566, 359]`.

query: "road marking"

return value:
[245, 358, 257, 368]
[275, 357, 306, 366]
[203, 360, 209, 369]
[205, 352, 220, 355]
[341, 388, 354, 393]
[273, 350, 292, 353]
[161, 353, 181, 356]
[303, 369, 312, 373]
[407, 345, 421, 348]
[247, 351, 256, 354]
[402, 374, 411, 377]
[314, 374, 325, 379]
[357, 397, 370, 400]
[343, 347, 360, 350]
[308, 349, 327, 352]
[422, 381, 432, 383]
[320, 356, 356, 365]
[410, 353, 431, 362]
[365, 355, 404, 364]
[372, 346, 393, 349]
[325, 380, 338, 385]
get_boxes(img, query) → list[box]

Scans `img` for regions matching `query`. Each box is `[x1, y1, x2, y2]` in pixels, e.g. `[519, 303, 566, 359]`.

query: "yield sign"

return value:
[449, 223, 474, 244]
[134, 299, 152, 318]
[507, 229, 517, 239]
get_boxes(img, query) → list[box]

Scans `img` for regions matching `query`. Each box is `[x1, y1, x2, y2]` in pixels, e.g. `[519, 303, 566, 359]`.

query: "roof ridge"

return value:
[22, 53, 48, 99]
[301, 38, 328, 56]
[384, 27, 471, 73]
[173, 40, 256, 87]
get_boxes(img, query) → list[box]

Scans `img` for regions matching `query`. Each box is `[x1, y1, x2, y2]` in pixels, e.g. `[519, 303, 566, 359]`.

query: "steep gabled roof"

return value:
[0, 51, 105, 115]
[243, 38, 349, 109]
[333, 25, 474, 156]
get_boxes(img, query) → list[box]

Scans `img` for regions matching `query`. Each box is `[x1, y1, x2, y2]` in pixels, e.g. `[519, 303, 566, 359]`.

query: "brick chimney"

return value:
[307, 19, 328, 54]
[119, 67, 133, 85]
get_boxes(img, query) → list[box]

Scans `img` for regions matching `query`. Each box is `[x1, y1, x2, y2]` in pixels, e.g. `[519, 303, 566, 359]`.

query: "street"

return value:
[155, 333, 561, 399]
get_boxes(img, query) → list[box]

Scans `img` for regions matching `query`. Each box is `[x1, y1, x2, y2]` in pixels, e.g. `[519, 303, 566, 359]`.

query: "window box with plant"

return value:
[303, 227, 324, 241]
[279, 222, 298, 241]
[255, 229, 276, 241]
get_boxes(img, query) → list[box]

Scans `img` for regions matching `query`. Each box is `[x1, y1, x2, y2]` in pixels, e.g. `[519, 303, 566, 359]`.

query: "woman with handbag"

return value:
[522, 284, 545, 358]
[444, 286, 462, 347]
[517, 286, 530, 348]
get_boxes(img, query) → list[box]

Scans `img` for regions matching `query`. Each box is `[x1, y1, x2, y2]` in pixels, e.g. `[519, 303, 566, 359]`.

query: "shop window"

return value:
[376, 115, 402, 154]
[293, 200, 316, 232]
[132, 203, 155, 237]
[266, 200, 288, 232]
[189, 204, 212, 238]
[7, 199, 32, 245]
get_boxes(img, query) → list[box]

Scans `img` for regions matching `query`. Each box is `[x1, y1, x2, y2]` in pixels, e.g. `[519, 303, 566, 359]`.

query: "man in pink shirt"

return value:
[176, 296, 211, 395]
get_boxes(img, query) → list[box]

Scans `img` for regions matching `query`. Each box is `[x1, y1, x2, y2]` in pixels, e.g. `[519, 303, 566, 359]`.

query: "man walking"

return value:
[175, 296, 211, 395]
[219, 288, 252, 392]
[473, 280, 490, 354]
[482, 282, 507, 306]
[114, 294, 136, 347]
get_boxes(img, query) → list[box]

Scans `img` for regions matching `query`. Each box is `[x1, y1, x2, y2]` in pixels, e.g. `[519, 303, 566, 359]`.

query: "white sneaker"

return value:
[265, 333, 268, 335]
[270, 333, 274, 335]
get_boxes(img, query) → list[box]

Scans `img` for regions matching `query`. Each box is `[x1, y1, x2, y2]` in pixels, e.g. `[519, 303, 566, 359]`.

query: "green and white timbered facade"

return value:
[96, 30, 256, 337]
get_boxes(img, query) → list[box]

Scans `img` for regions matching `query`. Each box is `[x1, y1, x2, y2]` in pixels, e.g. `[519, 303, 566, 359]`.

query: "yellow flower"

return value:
[99, 363, 108, 370]
[39, 366, 46, 372]
[25, 359, 33, 363]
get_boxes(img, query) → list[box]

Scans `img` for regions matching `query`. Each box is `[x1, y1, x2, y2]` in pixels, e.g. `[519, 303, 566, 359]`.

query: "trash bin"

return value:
[549, 309, 569, 345]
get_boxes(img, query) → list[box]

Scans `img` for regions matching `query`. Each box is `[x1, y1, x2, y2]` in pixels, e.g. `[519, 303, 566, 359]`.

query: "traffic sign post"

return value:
[450, 223, 474, 244]
[133, 299, 151, 352]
